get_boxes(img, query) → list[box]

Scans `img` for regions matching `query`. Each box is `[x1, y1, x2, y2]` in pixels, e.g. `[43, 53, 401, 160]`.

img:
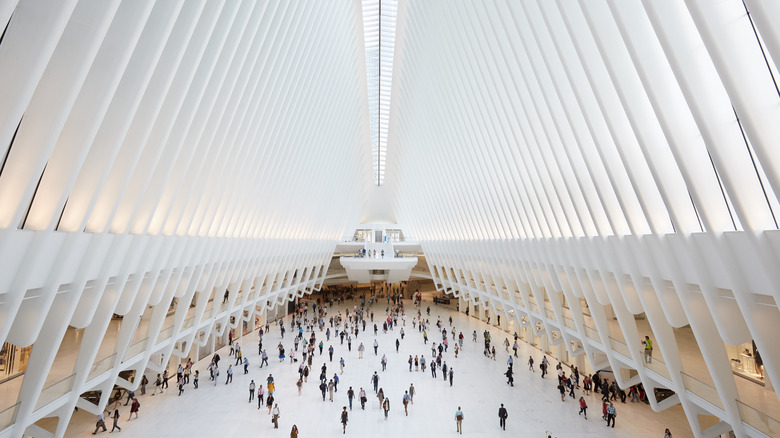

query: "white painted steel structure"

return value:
[0, 1, 369, 436]
[388, 1, 780, 437]
[0, 0, 779, 437]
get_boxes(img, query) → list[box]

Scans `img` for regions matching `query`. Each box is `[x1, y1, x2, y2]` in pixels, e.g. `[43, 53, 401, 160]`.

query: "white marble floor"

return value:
[63, 299, 694, 438]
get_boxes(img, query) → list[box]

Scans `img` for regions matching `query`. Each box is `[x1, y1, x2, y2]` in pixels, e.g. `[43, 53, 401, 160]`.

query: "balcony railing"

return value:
[640, 350, 671, 379]
[737, 400, 780, 437]
[124, 338, 148, 361]
[608, 337, 632, 359]
[157, 326, 175, 344]
[35, 373, 76, 410]
[87, 354, 117, 381]
[0, 402, 20, 433]
[681, 372, 723, 410]
[583, 324, 600, 342]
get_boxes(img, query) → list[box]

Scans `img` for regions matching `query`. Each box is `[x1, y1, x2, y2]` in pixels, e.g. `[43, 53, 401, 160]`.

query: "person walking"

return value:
[92, 411, 108, 434]
[403, 391, 411, 415]
[267, 394, 275, 415]
[449, 367, 454, 386]
[319, 380, 327, 401]
[455, 406, 464, 434]
[359, 387, 367, 410]
[341, 407, 349, 434]
[290, 424, 299, 438]
[358, 343, 365, 359]
[257, 385, 265, 409]
[139, 375, 147, 395]
[249, 380, 256, 402]
[381, 354, 388, 371]
[372, 372, 379, 393]
[373, 339, 379, 355]
[606, 402, 616, 428]
[409, 383, 415, 404]
[110, 408, 121, 432]
[226, 365, 233, 384]
[128, 398, 139, 420]
[272, 404, 280, 429]
[347, 387, 355, 410]
[642, 336, 653, 363]
[178, 377, 185, 396]
[664, 428, 673, 438]
[193, 370, 199, 389]
[498, 403, 508, 430]
[382, 397, 390, 420]
[579, 397, 588, 419]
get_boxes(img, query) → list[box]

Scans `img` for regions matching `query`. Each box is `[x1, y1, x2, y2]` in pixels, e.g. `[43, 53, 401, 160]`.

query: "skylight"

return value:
[362, 0, 397, 186]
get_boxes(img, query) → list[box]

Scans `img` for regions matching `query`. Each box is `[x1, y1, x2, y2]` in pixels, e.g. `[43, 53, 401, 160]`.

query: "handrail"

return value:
[124, 338, 149, 361]
[157, 326, 175, 343]
[737, 400, 780, 436]
[88, 353, 117, 380]
[640, 349, 670, 379]
[583, 324, 600, 341]
[0, 402, 20, 432]
[681, 372, 723, 410]
[608, 337, 631, 359]
[35, 373, 76, 410]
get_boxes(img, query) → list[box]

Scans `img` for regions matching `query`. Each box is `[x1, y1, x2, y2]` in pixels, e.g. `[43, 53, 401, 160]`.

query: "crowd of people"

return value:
[89, 288, 676, 437]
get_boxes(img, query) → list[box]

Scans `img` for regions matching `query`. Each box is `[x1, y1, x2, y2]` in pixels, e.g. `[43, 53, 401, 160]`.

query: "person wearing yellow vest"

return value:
[642, 336, 653, 363]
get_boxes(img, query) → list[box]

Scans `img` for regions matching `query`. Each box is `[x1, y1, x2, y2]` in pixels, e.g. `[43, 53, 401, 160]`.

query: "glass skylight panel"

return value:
[362, 0, 397, 186]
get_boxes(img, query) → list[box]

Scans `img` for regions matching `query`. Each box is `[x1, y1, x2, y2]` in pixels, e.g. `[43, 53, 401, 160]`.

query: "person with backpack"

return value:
[153, 373, 163, 395]
[129, 398, 140, 420]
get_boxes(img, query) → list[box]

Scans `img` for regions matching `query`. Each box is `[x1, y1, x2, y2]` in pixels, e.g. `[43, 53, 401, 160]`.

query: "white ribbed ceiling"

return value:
[2, 1, 780, 437]
[390, 0, 780, 241]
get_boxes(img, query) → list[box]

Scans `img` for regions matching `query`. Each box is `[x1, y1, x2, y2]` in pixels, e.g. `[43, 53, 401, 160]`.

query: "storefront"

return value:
[0, 342, 31, 382]
[726, 341, 764, 384]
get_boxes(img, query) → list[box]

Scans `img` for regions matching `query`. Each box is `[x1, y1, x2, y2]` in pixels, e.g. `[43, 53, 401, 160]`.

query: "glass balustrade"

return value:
[0, 402, 19, 432]
[124, 338, 148, 361]
[608, 337, 631, 358]
[737, 400, 780, 437]
[640, 349, 671, 379]
[583, 324, 600, 341]
[87, 353, 117, 381]
[681, 372, 724, 410]
[157, 326, 175, 344]
[35, 374, 75, 410]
